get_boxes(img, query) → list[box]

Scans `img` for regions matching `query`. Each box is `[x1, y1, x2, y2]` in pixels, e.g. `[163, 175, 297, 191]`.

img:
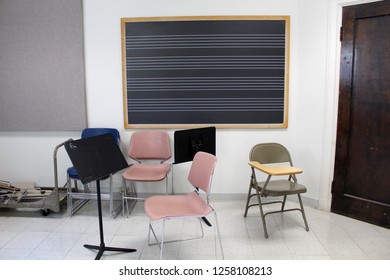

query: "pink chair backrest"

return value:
[128, 131, 171, 161]
[188, 151, 217, 194]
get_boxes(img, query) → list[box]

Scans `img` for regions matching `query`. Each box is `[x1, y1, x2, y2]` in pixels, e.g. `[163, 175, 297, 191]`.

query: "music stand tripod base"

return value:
[83, 180, 136, 260]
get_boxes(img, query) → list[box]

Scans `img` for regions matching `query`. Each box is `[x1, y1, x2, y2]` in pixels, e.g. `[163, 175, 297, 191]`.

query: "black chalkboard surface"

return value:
[121, 16, 289, 128]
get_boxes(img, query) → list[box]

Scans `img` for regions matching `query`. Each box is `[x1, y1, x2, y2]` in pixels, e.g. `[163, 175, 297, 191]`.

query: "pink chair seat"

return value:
[122, 163, 171, 182]
[144, 191, 213, 221]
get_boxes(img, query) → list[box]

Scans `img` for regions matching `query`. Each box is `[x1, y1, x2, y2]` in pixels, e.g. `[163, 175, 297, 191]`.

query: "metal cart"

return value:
[0, 139, 72, 216]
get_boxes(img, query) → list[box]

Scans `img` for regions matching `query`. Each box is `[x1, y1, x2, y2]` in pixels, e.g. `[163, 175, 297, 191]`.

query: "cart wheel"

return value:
[41, 209, 50, 216]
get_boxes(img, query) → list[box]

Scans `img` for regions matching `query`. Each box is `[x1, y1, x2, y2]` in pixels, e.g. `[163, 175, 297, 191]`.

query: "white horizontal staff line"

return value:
[128, 81, 284, 84]
[129, 102, 283, 105]
[130, 110, 284, 112]
[127, 80, 284, 82]
[127, 61, 285, 63]
[127, 55, 284, 59]
[126, 66, 284, 69]
[128, 87, 284, 92]
[126, 37, 285, 40]
[127, 63, 284, 66]
[127, 88, 283, 91]
[129, 105, 283, 107]
[129, 108, 284, 111]
[131, 108, 284, 112]
[127, 100, 284, 106]
[126, 43, 284, 47]
[128, 104, 284, 106]
[127, 85, 283, 88]
[126, 65, 284, 68]
[126, 38, 284, 41]
[129, 103, 284, 106]
[128, 99, 283, 102]
[127, 83, 284, 86]
[127, 78, 284, 81]
[126, 46, 285, 50]
[127, 84, 284, 87]
[128, 83, 284, 85]
[127, 40, 285, 44]
[126, 45, 285, 49]
[129, 97, 283, 100]
[128, 102, 283, 104]
[128, 77, 283, 80]
[127, 76, 284, 80]
[126, 39, 284, 42]
[128, 88, 283, 91]
[126, 67, 284, 71]
[129, 101, 283, 104]
[126, 34, 284, 38]
[128, 101, 283, 104]
[127, 60, 284, 63]
[126, 37, 284, 40]
[127, 62, 284, 66]
[128, 103, 283, 106]
[126, 41, 284, 45]
[125, 36, 284, 39]
[126, 59, 284, 62]
[126, 60, 285, 63]
[127, 43, 285, 47]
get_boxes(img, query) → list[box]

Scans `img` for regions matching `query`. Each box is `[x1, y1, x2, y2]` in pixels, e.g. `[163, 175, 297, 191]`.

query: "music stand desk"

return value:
[65, 133, 136, 260]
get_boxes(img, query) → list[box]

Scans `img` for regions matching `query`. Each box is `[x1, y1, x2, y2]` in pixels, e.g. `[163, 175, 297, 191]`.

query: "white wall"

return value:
[82, 0, 325, 203]
[2, 0, 372, 211]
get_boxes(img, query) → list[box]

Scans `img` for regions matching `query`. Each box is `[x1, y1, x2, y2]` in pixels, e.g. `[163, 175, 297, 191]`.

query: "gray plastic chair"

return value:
[243, 143, 309, 238]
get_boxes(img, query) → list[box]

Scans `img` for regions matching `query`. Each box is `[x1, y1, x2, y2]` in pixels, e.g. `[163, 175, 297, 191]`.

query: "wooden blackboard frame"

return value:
[121, 16, 289, 129]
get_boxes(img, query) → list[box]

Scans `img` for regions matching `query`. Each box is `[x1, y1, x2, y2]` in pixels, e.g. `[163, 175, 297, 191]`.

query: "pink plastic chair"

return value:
[144, 151, 224, 259]
[122, 131, 172, 216]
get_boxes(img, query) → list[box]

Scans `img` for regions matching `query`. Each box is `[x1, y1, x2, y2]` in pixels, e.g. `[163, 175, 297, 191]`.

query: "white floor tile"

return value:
[3, 231, 49, 250]
[0, 198, 389, 260]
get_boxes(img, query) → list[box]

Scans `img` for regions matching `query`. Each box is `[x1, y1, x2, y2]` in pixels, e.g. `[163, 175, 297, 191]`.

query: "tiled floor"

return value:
[0, 197, 390, 260]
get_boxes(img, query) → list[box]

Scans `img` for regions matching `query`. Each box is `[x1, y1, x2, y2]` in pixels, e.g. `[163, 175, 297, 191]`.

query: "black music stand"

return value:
[174, 126, 216, 164]
[65, 133, 136, 260]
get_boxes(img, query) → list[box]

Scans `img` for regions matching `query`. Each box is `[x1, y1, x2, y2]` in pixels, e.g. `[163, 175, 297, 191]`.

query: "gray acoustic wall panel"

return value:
[0, 0, 87, 131]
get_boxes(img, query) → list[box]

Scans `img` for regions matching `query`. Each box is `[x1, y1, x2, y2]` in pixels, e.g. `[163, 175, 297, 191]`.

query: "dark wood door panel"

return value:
[331, 196, 390, 228]
[331, 0, 390, 228]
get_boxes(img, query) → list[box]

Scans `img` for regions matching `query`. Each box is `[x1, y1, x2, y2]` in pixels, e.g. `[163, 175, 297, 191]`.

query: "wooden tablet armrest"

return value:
[249, 161, 303, 175]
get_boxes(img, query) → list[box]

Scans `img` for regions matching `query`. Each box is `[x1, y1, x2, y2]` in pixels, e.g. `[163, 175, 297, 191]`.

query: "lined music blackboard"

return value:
[121, 16, 289, 128]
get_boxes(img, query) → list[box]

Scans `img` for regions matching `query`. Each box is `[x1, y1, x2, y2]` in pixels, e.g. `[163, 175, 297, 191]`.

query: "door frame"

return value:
[318, 0, 382, 211]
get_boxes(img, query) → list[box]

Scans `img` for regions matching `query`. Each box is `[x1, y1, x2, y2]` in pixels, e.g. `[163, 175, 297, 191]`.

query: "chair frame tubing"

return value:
[67, 174, 121, 217]
[122, 174, 170, 217]
[147, 212, 224, 260]
[244, 167, 309, 238]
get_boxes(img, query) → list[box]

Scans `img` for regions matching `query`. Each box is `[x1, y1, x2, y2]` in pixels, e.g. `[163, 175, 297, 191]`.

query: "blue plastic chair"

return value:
[66, 128, 122, 217]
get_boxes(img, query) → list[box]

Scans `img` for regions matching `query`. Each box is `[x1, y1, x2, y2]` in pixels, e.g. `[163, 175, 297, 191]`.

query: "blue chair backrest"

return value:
[81, 128, 120, 144]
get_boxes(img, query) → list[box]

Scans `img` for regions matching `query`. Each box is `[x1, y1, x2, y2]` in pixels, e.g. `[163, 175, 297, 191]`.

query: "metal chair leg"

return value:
[255, 191, 269, 238]
[160, 220, 165, 260]
[298, 194, 309, 231]
[214, 212, 224, 260]
[243, 178, 254, 217]
[67, 175, 73, 216]
[281, 195, 287, 211]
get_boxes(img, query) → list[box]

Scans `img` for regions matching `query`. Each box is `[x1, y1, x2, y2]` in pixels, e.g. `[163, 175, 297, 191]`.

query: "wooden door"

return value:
[331, 0, 390, 228]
